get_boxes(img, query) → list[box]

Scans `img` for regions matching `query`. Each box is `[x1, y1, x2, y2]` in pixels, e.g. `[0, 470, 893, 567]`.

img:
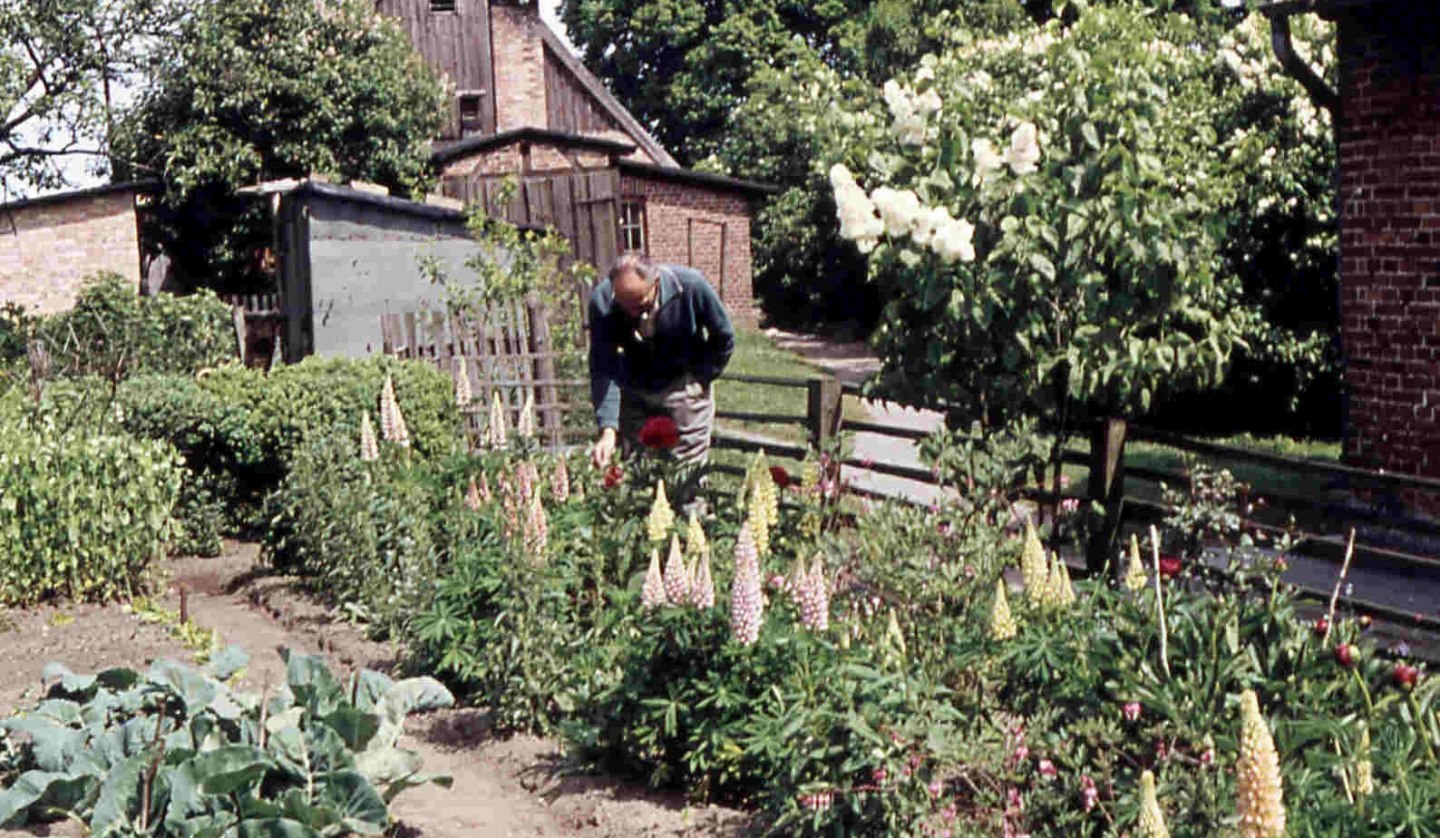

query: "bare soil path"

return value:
[0, 543, 751, 838]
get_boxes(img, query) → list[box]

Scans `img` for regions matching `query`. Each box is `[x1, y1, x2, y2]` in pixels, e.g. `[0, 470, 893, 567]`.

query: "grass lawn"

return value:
[709, 329, 872, 487]
[1053, 432, 1343, 532]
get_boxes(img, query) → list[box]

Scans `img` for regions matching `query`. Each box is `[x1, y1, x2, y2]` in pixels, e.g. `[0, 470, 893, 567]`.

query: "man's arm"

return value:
[589, 296, 622, 430]
[691, 278, 735, 385]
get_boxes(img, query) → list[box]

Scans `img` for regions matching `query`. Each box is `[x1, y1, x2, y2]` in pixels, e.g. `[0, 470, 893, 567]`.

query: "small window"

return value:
[458, 93, 484, 132]
[619, 200, 646, 252]
[430, 0, 456, 12]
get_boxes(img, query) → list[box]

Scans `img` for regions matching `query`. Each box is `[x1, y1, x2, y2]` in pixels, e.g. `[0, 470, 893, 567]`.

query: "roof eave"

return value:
[616, 160, 777, 196]
[430, 127, 637, 167]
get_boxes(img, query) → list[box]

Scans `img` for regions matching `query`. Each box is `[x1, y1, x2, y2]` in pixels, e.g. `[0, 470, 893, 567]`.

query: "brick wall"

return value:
[622, 174, 757, 327]
[0, 189, 142, 314]
[1336, 8, 1440, 514]
[490, 3, 547, 131]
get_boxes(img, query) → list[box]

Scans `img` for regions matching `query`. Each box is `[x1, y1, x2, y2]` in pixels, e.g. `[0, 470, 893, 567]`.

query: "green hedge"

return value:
[0, 423, 182, 605]
[117, 356, 460, 535]
[24, 275, 237, 378]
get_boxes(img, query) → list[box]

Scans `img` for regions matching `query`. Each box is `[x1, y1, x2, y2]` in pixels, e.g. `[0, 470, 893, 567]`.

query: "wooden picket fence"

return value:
[378, 298, 588, 450]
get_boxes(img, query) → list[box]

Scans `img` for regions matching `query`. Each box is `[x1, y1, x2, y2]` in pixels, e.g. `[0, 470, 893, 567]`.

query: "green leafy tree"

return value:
[114, 0, 447, 290]
[0, 0, 179, 195]
[559, 0, 1025, 167]
[828, 4, 1260, 488]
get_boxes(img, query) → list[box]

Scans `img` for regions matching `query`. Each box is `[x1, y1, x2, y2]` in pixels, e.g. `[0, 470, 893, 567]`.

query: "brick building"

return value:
[1266, 0, 1440, 510]
[380, 0, 771, 324]
[0, 183, 156, 315]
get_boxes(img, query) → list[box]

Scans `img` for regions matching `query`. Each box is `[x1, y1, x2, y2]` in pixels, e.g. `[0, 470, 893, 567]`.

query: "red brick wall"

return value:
[0, 190, 142, 314]
[622, 174, 757, 327]
[1336, 9, 1440, 513]
[490, 3, 548, 131]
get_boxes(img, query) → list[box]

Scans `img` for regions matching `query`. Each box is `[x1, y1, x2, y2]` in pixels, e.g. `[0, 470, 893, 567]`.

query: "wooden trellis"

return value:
[378, 297, 587, 450]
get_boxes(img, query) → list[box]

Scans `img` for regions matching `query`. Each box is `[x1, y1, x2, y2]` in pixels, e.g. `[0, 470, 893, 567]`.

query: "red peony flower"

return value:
[638, 416, 680, 450]
[603, 464, 624, 489]
[769, 466, 792, 488]
[1313, 616, 1329, 635]
[1394, 662, 1419, 688]
[1335, 643, 1355, 668]
[1158, 555, 1182, 578]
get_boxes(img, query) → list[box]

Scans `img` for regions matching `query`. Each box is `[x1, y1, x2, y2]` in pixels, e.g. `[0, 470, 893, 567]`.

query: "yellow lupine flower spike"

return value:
[990, 579, 1018, 641]
[1237, 690, 1286, 838]
[647, 480, 675, 543]
[1124, 533, 1148, 591]
[1137, 770, 1170, 838]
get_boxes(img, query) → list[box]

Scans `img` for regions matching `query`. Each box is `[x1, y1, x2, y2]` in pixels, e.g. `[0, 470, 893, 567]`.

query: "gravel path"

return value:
[765, 329, 949, 506]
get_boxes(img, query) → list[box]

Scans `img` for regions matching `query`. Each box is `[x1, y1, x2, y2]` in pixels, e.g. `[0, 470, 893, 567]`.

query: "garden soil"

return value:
[0, 542, 752, 838]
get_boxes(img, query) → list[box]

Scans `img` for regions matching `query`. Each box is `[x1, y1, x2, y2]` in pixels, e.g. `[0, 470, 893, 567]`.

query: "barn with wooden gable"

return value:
[378, 0, 772, 325]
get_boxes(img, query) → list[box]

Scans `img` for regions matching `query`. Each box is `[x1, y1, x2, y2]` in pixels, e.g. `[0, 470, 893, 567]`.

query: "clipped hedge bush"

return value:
[0, 421, 182, 605]
[114, 355, 461, 545]
[121, 356, 458, 486]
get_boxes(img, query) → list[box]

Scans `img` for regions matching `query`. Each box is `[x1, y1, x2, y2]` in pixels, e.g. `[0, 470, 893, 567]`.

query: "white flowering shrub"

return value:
[827, 4, 1308, 432]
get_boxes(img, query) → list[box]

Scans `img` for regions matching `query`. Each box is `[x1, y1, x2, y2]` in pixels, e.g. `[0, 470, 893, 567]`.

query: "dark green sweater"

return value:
[588, 265, 736, 430]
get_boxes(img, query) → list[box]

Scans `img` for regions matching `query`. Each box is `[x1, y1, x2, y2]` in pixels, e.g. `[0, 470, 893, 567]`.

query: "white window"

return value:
[619, 200, 646, 252]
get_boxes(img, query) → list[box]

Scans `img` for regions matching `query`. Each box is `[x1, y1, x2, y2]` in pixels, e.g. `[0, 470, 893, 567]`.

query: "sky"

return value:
[36, 0, 576, 197]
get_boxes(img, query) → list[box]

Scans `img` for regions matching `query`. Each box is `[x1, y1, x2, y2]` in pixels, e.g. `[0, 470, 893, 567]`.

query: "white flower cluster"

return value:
[882, 79, 942, 147]
[830, 164, 884, 253]
[1005, 122, 1042, 175]
[830, 164, 975, 264]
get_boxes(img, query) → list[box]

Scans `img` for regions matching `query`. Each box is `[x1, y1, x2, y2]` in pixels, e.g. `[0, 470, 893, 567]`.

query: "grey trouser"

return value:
[618, 376, 715, 465]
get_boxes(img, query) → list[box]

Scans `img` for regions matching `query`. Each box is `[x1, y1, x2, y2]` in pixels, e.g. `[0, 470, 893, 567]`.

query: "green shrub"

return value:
[28, 274, 237, 379]
[0, 648, 453, 834]
[262, 437, 476, 636]
[116, 356, 461, 539]
[0, 421, 182, 605]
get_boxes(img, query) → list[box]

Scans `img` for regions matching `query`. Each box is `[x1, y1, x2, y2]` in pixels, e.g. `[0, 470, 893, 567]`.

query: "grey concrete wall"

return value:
[303, 194, 494, 358]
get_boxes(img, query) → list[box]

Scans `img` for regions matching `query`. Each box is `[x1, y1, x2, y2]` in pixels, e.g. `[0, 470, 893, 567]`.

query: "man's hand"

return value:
[591, 427, 618, 469]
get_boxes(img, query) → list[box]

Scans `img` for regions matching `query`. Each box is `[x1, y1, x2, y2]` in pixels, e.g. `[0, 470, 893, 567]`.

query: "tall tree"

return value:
[114, 0, 446, 290]
[559, 0, 1026, 166]
[0, 0, 179, 196]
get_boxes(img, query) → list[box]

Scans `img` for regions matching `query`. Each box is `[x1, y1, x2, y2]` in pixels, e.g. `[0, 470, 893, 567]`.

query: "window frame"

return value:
[429, 0, 457, 13]
[618, 199, 647, 253]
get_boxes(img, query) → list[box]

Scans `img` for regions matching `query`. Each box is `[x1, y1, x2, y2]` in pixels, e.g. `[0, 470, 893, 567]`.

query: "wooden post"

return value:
[1086, 416, 1128, 576]
[232, 306, 247, 365]
[526, 293, 561, 447]
[807, 377, 843, 450]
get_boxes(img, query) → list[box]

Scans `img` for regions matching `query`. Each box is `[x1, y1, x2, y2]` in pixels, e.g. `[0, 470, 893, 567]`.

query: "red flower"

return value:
[638, 416, 680, 450]
[1158, 555, 1182, 578]
[769, 466, 792, 488]
[1335, 643, 1355, 668]
[1394, 662, 1419, 688]
[603, 464, 624, 489]
[1313, 616, 1329, 635]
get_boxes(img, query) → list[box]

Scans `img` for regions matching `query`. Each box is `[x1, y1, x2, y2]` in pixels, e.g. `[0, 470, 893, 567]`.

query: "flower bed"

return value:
[279, 393, 1438, 836]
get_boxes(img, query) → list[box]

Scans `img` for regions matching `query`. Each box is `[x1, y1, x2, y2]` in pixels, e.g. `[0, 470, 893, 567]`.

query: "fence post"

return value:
[231, 306, 247, 364]
[525, 293, 561, 447]
[1086, 416, 1128, 576]
[807, 377, 843, 450]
